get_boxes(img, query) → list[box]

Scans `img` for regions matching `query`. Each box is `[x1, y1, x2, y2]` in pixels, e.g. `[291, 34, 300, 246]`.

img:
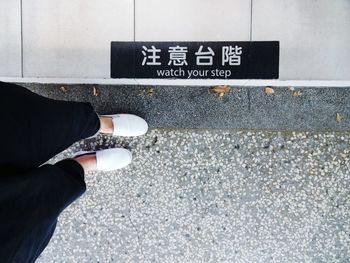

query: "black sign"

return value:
[111, 41, 279, 79]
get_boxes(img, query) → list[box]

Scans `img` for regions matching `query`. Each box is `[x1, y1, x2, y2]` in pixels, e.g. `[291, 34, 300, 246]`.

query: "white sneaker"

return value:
[102, 114, 148, 137]
[73, 148, 132, 172]
[87, 114, 148, 139]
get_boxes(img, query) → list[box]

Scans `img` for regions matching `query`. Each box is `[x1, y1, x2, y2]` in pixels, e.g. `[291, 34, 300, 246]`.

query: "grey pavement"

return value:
[20, 83, 350, 131]
[35, 129, 350, 263]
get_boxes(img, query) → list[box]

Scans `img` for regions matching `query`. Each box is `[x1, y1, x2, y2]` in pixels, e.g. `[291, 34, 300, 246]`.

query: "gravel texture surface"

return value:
[36, 129, 350, 263]
[21, 83, 350, 131]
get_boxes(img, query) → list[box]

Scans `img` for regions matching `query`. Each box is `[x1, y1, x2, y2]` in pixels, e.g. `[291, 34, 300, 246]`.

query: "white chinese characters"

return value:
[141, 45, 161, 66]
[222, 45, 242, 66]
[141, 45, 242, 66]
[168, 46, 188, 66]
[195, 46, 215, 66]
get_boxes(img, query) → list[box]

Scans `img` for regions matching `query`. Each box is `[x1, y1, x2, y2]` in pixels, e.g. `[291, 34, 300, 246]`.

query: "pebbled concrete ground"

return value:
[20, 83, 350, 131]
[35, 129, 350, 263]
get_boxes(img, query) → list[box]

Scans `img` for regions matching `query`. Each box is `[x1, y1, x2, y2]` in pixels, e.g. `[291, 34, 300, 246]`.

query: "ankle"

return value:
[99, 116, 114, 134]
[73, 154, 97, 172]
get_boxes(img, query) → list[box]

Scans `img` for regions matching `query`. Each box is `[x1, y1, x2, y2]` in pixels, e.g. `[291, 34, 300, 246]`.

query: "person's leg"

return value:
[99, 116, 114, 134]
[0, 158, 87, 262]
[0, 81, 101, 170]
[73, 153, 97, 173]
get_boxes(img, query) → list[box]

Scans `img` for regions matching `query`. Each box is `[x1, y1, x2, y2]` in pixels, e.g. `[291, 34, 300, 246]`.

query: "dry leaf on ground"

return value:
[265, 87, 275, 94]
[60, 86, 67, 92]
[93, 86, 99, 96]
[209, 85, 231, 100]
[336, 113, 342, 123]
[292, 90, 302, 97]
[147, 87, 154, 96]
[218, 92, 225, 100]
[208, 85, 231, 94]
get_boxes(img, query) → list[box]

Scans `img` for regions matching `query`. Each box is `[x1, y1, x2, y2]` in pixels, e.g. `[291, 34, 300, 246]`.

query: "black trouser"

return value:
[0, 81, 101, 263]
[0, 81, 100, 172]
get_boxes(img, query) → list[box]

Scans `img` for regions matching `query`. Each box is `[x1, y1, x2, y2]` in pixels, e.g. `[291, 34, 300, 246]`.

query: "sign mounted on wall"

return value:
[111, 41, 279, 79]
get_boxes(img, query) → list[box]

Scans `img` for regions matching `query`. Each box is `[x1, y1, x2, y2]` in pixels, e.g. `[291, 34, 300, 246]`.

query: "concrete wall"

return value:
[0, 0, 349, 82]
